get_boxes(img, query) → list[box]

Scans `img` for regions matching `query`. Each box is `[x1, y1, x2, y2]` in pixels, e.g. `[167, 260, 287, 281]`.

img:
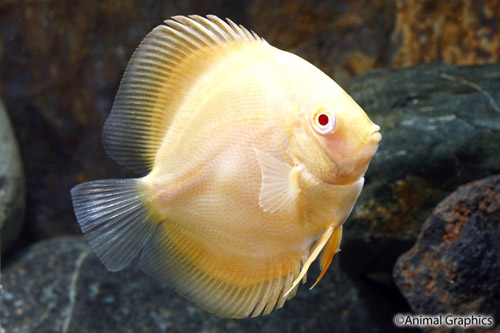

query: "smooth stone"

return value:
[0, 99, 25, 253]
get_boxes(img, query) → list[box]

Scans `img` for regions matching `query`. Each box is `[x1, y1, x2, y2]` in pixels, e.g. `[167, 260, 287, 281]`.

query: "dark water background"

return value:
[1, 1, 499, 332]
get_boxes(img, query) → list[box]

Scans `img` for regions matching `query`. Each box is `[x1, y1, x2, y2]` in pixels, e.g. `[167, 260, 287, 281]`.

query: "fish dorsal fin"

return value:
[253, 149, 301, 213]
[103, 15, 264, 174]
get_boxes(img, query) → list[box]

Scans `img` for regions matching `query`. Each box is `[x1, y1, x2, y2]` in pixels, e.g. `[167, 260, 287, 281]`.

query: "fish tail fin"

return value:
[70, 179, 159, 271]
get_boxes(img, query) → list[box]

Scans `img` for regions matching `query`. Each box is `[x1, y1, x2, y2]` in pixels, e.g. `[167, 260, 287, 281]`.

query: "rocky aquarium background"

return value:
[1, 0, 499, 332]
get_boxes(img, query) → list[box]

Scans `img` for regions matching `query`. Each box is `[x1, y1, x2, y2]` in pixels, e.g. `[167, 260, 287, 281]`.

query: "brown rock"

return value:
[391, 0, 500, 67]
[251, 0, 396, 84]
[252, 0, 500, 82]
[393, 175, 500, 330]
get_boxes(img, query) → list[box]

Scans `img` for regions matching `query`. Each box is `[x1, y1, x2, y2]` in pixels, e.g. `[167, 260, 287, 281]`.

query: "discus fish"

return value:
[71, 15, 381, 318]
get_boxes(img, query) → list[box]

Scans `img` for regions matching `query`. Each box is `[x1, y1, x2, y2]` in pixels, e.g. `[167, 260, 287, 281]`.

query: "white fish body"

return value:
[71, 15, 381, 318]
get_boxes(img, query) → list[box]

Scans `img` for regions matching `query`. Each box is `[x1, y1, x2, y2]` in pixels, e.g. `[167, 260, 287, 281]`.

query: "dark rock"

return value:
[251, 0, 500, 85]
[393, 175, 500, 329]
[341, 63, 500, 278]
[0, 3, 497, 332]
[2, 237, 389, 332]
[0, 99, 25, 253]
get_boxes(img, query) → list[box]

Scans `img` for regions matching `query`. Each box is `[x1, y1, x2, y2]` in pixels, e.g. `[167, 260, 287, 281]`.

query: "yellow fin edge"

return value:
[310, 224, 342, 289]
[283, 226, 334, 298]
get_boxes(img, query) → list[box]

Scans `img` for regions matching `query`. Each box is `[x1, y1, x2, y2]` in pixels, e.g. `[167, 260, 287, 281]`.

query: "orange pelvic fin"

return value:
[310, 224, 342, 290]
[283, 226, 334, 297]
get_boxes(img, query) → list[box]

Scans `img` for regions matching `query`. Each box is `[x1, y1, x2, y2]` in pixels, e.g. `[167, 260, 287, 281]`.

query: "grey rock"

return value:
[393, 175, 500, 330]
[1, 237, 389, 333]
[0, 99, 25, 253]
[340, 63, 500, 278]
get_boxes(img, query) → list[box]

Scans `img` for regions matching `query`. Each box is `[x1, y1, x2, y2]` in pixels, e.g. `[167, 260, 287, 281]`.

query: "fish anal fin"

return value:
[310, 224, 343, 289]
[140, 221, 303, 318]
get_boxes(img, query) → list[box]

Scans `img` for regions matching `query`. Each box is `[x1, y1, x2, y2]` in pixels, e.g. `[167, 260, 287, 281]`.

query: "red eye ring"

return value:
[312, 108, 336, 135]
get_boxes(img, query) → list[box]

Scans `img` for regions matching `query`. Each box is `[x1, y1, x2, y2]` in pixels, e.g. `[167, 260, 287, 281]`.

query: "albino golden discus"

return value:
[71, 15, 381, 318]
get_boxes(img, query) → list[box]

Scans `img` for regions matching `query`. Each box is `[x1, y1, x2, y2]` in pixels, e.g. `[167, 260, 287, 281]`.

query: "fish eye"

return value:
[312, 108, 336, 135]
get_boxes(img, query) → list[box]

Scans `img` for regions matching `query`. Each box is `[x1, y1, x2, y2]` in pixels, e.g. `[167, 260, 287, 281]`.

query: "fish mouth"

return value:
[370, 125, 382, 143]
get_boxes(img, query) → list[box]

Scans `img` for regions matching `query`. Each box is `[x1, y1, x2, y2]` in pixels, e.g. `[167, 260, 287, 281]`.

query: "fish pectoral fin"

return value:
[71, 179, 158, 271]
[310, 224, 342, 289]
[253, 148, 300, 214]
[283, 226, 334, 298]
